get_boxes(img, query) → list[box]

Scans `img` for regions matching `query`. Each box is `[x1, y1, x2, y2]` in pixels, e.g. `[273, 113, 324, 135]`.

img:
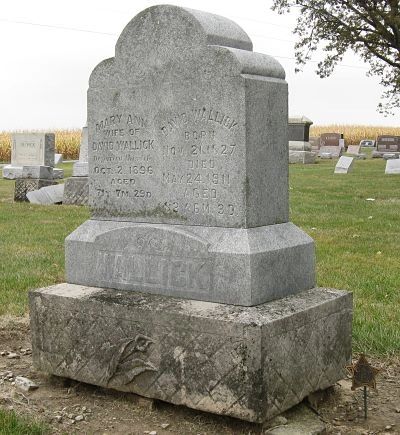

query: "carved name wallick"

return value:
[89, 106, 242, 226]
[96, 251, 212, 293]
[93, 226, 213, 294]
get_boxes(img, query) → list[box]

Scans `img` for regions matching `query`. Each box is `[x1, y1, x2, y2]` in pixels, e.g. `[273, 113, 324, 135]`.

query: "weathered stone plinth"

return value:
[63, 177, 89, 205]
[30, 284, 352, 423]
[14, 178, 57, 202]
[289, 151, 316, 164]
[65, 220, 315, 306]
[3, 165, 23, 179]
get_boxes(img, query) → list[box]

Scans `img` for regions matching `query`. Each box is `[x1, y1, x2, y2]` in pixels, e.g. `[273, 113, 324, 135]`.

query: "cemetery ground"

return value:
[0, 158, 399, 434]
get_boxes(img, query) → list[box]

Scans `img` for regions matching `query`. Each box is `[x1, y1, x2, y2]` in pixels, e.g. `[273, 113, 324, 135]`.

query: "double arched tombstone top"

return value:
[89, 4, 285, 87]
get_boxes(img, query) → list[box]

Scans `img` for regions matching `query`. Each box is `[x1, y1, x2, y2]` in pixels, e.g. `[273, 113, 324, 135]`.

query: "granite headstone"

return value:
[373, 135, 400, 158]
[288, 116, 316, 164]
[334, 156, 354, 174]
[65, 8, 316, 306]
[30, 5, 352, 424]
[385, 159, 400, 174]
[309, 136, 320, 152]
[319, 132, 343, 158]
[5, 133, 57, 201]
[346, 145, 361, 156]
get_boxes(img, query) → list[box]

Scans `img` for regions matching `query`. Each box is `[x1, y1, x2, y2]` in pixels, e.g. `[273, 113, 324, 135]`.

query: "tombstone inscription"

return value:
[30, 5, 352, 424]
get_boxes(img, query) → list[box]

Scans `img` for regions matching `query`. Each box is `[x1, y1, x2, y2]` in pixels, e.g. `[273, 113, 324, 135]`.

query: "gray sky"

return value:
[1, 0, 398, 130]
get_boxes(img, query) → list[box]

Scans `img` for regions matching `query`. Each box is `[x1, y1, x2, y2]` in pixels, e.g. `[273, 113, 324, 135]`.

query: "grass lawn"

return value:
[0, 409, 48, 434]
[0, 158, 399, 355]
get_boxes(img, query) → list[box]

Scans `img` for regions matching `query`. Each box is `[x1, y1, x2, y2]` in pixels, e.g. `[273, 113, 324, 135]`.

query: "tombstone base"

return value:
[318, 146, 342, 158]
[63, 177, 89, 205]
[14, 178, 57, 202]
[372, 151, 400, 159]
[288, 151, 316, 164]
[65, 220, 315, 306]
[3, 165, 23, 180]
[29, 284, 352, 423]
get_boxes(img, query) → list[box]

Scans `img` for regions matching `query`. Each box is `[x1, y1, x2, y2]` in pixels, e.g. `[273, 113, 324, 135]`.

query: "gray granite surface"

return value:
[14, 178, 57, 202]
[63, 177, 89, 205]
[385, 159, 400, 174]
[30, 284, 352, 423]
[87, 5, 288, 228]
[66, 220, 315, 306]
[11, 133, 55, 167]
[27, 183, 64, 204]
[334, 156, 354, 174]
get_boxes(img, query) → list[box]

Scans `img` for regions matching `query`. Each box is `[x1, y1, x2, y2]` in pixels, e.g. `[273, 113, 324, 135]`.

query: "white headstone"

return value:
[11, 133, 55, 167]
[27, 183, 64, 204]
[346, 145, 361, 155]
[385, 159, 400, 174]
[334, 156, 354, 174]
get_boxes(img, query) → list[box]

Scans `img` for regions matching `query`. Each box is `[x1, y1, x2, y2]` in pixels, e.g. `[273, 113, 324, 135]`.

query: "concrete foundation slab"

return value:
[30, 284, 352, 423]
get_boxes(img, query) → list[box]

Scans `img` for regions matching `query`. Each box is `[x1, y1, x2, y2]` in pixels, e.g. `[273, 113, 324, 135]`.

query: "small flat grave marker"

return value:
[385, 159, 400, 174]
[334, 156, 354, 174]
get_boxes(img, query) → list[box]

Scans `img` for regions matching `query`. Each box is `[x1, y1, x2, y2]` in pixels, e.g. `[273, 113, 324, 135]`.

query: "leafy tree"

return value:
[271, 0, 400, 114]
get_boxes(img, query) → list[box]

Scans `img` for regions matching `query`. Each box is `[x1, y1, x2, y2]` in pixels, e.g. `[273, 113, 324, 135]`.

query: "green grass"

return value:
[290, 157, 400, 355]
[0, 409, 48, 434]
[0, 163, 89, 315]
[0, 159, 399, 355]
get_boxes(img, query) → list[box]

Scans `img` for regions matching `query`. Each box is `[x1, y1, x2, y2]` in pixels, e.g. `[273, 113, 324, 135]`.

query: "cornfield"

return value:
[310, 124, 400, 145]
[0, 129, 81, 162]
[1, 125, 400, 162]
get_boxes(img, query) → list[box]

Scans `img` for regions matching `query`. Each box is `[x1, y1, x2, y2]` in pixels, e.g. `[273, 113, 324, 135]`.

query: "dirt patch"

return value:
[0, 317, 399, 434]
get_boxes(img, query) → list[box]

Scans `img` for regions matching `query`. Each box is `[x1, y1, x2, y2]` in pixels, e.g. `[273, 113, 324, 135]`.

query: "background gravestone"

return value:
[335, 156, 354, 174]
[319, 132, 344, 158]
[288, 115, 316, 164]
[373, 135, 400, 158]
[309, 135, 320, 152]
[30, 5, 352, 424]
[385, 159, 400, 174]
[3, 133, 58, 201]
[63, 126, 89, 205]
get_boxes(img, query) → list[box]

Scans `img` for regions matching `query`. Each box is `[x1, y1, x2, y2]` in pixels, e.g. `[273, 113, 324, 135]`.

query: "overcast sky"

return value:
[1, 0, 398, 130]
